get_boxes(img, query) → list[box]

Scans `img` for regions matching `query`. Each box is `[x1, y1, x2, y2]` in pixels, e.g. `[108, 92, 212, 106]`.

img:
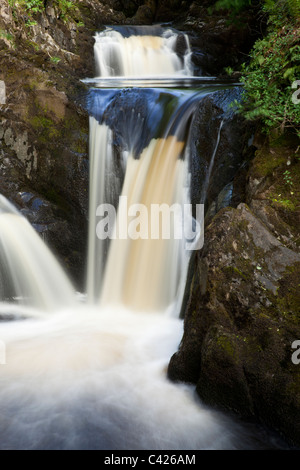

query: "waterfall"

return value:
[86, 121, 114, 303]
[0, 195, 76, 314]
[86, 85, 202, 311]
[0, 25, 282, 451]
[94, 26, 194, 78]
[200, 120, 224, 204]
[99, 135, 189, 312]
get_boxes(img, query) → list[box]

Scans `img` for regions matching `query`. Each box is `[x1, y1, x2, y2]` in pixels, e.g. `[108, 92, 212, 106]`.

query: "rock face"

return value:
[169, 137, 300, 446]
[189, 87, 251, 212]
[0, 0, 127, 287]
[171, 1, 259, 76]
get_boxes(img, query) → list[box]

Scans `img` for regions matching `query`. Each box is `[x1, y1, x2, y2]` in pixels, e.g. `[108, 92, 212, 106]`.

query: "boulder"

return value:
[190, 86, 252, 211]
[169, 139, 300, 446]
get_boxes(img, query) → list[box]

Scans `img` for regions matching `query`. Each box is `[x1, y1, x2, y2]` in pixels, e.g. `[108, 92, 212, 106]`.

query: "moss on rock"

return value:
[168, 196, 300, 445]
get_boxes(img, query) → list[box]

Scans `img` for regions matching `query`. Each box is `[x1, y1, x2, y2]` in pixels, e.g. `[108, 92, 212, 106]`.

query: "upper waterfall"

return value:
[94, 26, 194, 78]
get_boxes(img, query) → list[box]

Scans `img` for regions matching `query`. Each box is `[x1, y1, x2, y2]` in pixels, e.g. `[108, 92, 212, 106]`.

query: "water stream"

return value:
[0, 25, 287, 450]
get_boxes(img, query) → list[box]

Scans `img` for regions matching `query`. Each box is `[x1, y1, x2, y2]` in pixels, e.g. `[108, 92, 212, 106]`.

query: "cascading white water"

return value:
[94, 26, 194, 78]
[0, 183, 256, 451]
[99, 134, 190, 312]
[86, 86, 201, 311]
[0, 195, 76, 314]
[87, 121, 114, 302]
[0, 305, 266, 450]
[200, 120, 224, 204]
[0, 26, 283, 451]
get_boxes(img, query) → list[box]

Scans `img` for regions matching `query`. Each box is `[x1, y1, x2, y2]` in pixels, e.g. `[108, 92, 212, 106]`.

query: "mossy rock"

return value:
[169, 202, 300, 446]
[247, 136, 300, 250]
[197, 325, 254, 417]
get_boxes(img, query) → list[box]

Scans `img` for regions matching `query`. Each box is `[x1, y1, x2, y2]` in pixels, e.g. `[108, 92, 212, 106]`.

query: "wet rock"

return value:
[155, 0, 196, 22]
[168, 198, 300, 446]
[171, 2, 260, 76]
[111, 0, 142, 18]
[246, 137, 300, 253]
[170, 128, 300, 446]
[127, 0, 156, 24]
[190, 86, 252, 211]
[0, 0, 106, 287]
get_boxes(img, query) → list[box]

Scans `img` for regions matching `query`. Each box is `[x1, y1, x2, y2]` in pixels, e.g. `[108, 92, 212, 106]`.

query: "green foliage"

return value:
[240, 26, 300, 134]
[12, 0, 78, 22]
[26, 39, 40, 50]
[30, 114, 60, 142]
[224, 66, 234, 76]
[263, 0, 300, 25]
[283, 169, 294, 186]
[25, 19, 38, 26]
[212, 0, 300, 136]
[210, 0, 300, 22]
[236, 0, 300, 136]
[54, 0, 77, 20]
[0, 29, 14, 41]
[24, 0, 44, 14]
[50, 56, 61, 64]
[209, 0, 252, 14]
